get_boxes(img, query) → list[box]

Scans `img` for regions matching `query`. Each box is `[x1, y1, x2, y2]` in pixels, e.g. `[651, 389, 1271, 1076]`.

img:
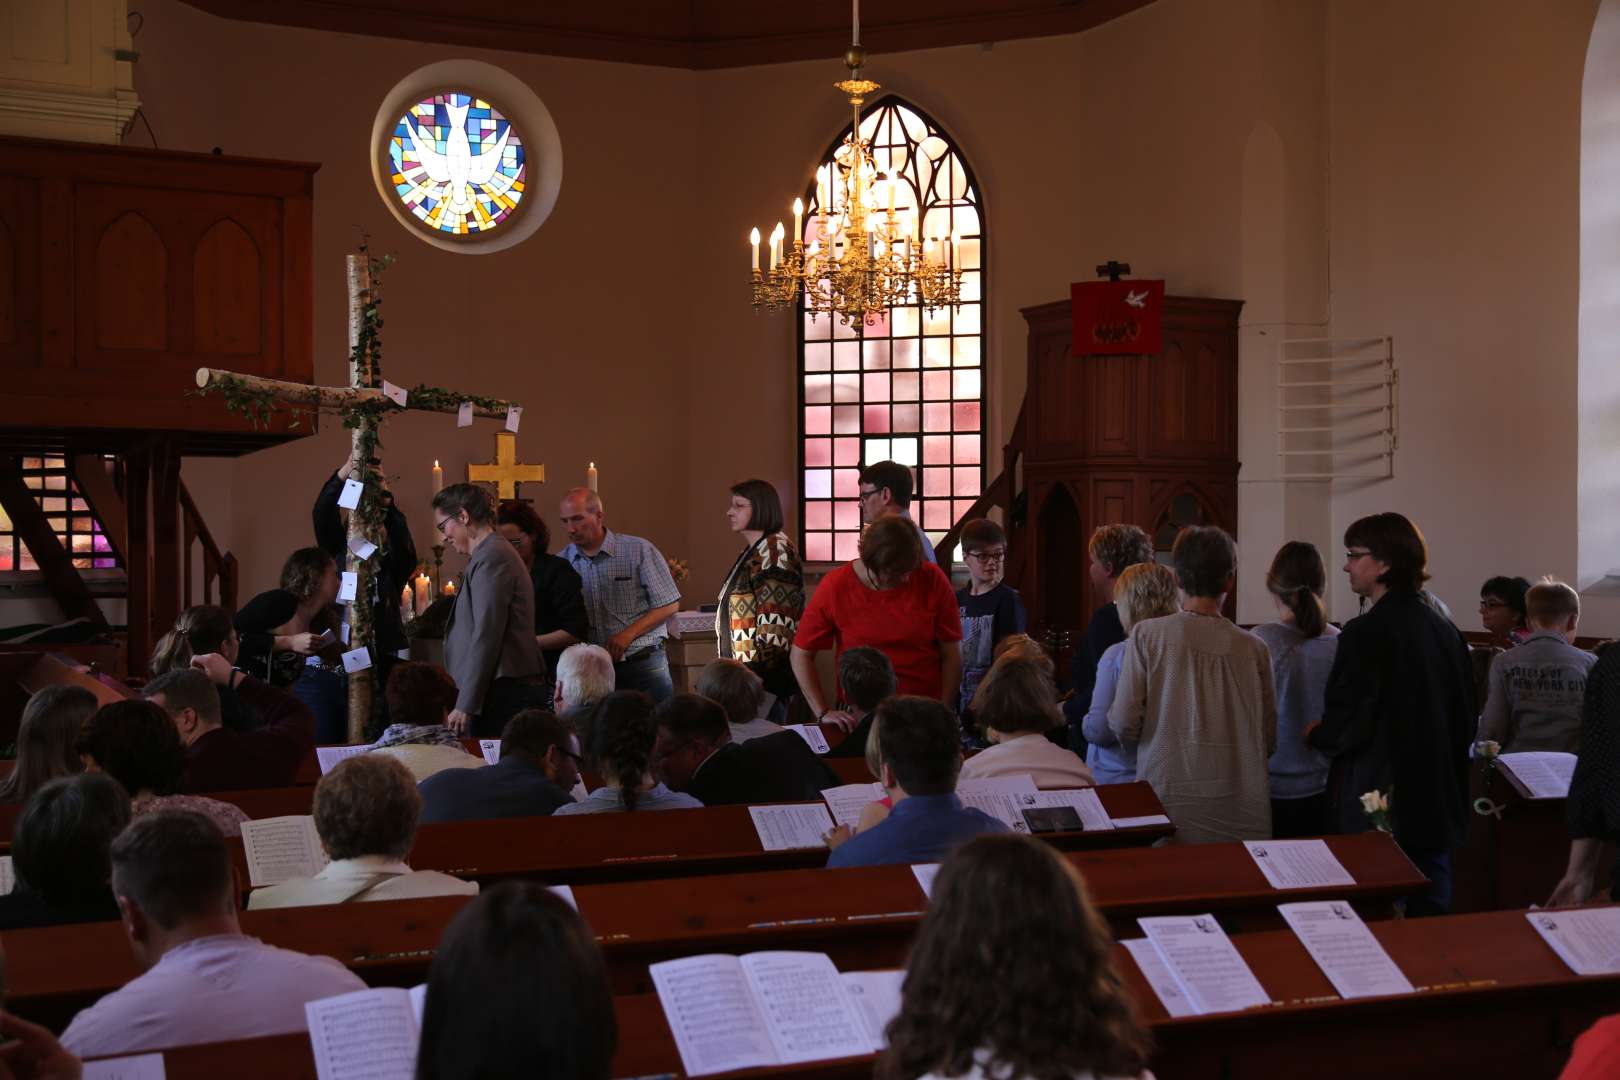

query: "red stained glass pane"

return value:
[923, 371, 951, 400]
[805, 439, 833, 466]
[952, 435, 980, 464]
[862, 405, 890, 433]
[834, 438, 862, 466]
[805, 407, 831, 435]
[892, 404, 920, 432]
[832, 405, 860, 434]
[952, 402, 981, 431]
[923, 435, 952, 464]
[863, 340, 891, 369]
[805, 376, 832, 404]
[833, 469, 861, 497]
[864, 373, 891, 400]
[834, 342, 860, 370]
[832, 374, 860, 402]
[806, 502, 833, 529]
[805, 343, 831, 370]
[835, 532, 860, 560]
[834, 501, 860, 529]
[953, 467, 980, 496]
[924, 501, 952, 529]
[893, 372, 920, 400]
[923, 467, 950, 497]
[892, 339, 919, 369]
[954, 499, 978, 521]
[923, 403, 951, 431]
[806, 532, 833, 561]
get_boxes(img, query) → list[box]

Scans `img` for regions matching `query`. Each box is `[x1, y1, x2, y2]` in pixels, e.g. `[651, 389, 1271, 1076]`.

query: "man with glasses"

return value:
[419, 709, 581, 823]
[433, 483, 547, 738]
[956, 518, 1027, 726]
[858, 460, 937, 565]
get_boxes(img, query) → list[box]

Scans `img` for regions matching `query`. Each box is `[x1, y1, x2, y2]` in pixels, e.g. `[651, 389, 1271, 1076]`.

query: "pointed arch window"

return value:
[798, 98, 985, 562]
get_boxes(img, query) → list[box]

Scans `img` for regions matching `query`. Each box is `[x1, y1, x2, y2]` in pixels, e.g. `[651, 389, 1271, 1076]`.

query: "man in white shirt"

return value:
[61, 810, 366, 1057]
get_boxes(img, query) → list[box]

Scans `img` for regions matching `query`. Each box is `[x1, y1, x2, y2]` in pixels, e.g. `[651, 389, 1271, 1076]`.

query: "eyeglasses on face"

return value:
[1344, 549, 1373, 562]
[966, 549, 1006, 563]
[434, 517, 453, 535]
[1479, 598, 1508, 610]
[857, 487, 881, 502]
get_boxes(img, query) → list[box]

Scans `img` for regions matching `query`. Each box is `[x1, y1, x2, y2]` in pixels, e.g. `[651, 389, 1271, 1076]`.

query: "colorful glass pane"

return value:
[388, 92, 527, 237]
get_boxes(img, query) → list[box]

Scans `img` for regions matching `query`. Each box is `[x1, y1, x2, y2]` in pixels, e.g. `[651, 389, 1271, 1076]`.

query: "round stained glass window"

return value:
[389, 92, 526, 236]
[371, 61, 562, 254]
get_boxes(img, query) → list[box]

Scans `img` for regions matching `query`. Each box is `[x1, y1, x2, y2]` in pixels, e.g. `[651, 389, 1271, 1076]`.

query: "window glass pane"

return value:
[953, 304, 981, 336]
[864, 373, 892, 400]
[833, 469, 860, 498]
[923, 435, 953, 464]
[923, 467, 950, 497]
[805, 438, 833, 466]
[953, 370, 980, 399]
[952, 434, 981, 464]
[862, 405, 890, 433]
[805, 470, 832, 498]
[892, 404, 921, 432]
[953, 467, 980, 496]
[833, 342, 860, 371]
[834, 532, 860, 561]
[889, 437, 920, 467]
[953, 337, 980, 367]
[923, 371, 951, 400]
[922, 338, 951, 367]
[833, 437, 862, 466]
[923, 403, 952, 431]
[863, 339, 891, 369]
[891, 306, 920, 337]
[805, 376, 832, 404]
[806, 502, 833, 529]
[806, 532, 833, 561]
[832, 374, 860, 402]
[832, 405, 861, 434]
[892, 338, 920, 369]
[864, 438, 891, 463]
[805, 343, 831, 371]
[893, 372, 921, 400]
[952, 402, 981, 431]
[834, 502, 861, 529]
[923, 307, 951, 336]
[805, 406, 832, 434]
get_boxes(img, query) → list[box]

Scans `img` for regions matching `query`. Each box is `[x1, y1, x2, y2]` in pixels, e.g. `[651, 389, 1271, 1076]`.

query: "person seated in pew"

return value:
[150, 603, 261, 732]
[59, 810, 366, 1058]
[146, 660, 315, 792]
[880, 833, 1152, 1080]
[652, 692, 839, 806]
[247, 755, 479, 909]
[959, 656, 1094, 788]
[0, 684, 95, 804]
[1479, 578, 1595, 754]
[552, 642, 616, 725]
[416, 881, 617, 1080]
[419, 709, 581, 824]
[369, 662, 486, 782]
[824, 697, 1006, 868]
[78, 699, 250, 838]
[1559, 1014, 1620, 1079]
[695, 658, 782, 743]
[1549, 643, 1620, 906]
[554, 691, 703, 815]
[1082, 563, 1179, 787]
[826, 646, 897, 760]
[0, 774, 127, 931]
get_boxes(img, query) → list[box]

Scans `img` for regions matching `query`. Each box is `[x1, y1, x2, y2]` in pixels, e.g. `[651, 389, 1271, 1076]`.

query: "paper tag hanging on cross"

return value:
[467, 431, 546, 500]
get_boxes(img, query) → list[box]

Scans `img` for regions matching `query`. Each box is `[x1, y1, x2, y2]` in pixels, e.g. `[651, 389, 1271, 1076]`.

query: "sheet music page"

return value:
[1278, 901, 1414, 998]
[783, 724, 831, 754]
[911, 863, 941, 900]
[82, 1055, 167, 1080]
[1498, 752, 1578, 800]
[315, 744, 373, 775]
[305, 987, 419, 1080]
[749, 804, 835, 851]
[241, 816, 328, 887]
[1012, 788, 1115, 831]
[0, 854, 15, 895]
[840, 969, 906, 1051]
[408, 983, 427, 1024]
[1138, 915, 1271, 1015]
[955, 774, 1038, 829]
[1121, 938, 1198, 1018]
[548, 884, 578, 911]
[741, 951, 875, 1064]
[478, 739, 501, 765]
[650, 954, 778, 1076]
[1112, 814, 1173, 828]
[1527, 908, 1620, 975]
[1243, 839, 1356, 889]
[821, 782, 885, 829]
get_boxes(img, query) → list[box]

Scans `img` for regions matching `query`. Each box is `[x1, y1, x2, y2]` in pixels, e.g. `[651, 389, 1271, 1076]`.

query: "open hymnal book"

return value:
[305, 985, 427, 1080]
[1133, 914, 1271, 1015]
[240, 815, 329, 887]
[0, 854, 14, 895]
[81, 1055, 167, 1080]
[1528, 907, 1620, 975]
[1498, 752, 1577, 800]
[651, 952, 901, 1077]
[749, 803, 836, 851]
[315, 744, 373, 775]
[820, 775, 1044, 831]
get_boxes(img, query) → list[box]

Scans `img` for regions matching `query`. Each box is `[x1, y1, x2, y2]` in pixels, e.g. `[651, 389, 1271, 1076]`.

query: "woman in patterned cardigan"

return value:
[719, 480, 805, 716]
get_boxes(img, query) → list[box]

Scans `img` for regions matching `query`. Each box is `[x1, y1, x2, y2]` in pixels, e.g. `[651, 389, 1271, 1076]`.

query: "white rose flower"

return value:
[1360, 791, 1380, 814]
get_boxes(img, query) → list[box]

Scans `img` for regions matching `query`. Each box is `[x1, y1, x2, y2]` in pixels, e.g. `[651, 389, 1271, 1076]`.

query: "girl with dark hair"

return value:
[498, 499, 589, 687]
[0, 773, 129, 930]
[554, 691, 701, 814]
[719, 479, 805, 718]
[1253, 542, 1339, 839]
[0, 685, 95, 804]
[416, 882, 617, 1080]
[881, 834, 1152, 1080]
[234, 546, 345, 739]
[78, 700, 249, 837]
[1479, 574, 1532, 647]
[150, 604, 237, 676]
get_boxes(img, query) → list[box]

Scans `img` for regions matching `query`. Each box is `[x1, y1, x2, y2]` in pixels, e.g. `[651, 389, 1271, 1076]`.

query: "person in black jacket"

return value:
[652, 693, 838, 806]
[496, 500, 588, 699]
[1063, 524, 1154, 754]
[0, 773, 128, 931]
[1550, 644, 1620, 906]
[1307, 512, 1475, 917]
[313, 457, 418, 736]
[419, 709, 580, 824]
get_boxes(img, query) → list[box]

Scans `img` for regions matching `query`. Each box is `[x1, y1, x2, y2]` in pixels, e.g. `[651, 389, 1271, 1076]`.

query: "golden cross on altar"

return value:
[467, 431, 546, 500]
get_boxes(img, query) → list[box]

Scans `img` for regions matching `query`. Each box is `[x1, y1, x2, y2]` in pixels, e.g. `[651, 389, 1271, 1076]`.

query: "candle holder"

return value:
[431, 544, 445, 596]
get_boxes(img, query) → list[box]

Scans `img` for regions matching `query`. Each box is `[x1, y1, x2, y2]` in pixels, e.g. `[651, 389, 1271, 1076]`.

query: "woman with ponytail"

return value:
[149, 605, 258, 733]
[553, 691, 702, 814]
[1254, 542, 1339, 838]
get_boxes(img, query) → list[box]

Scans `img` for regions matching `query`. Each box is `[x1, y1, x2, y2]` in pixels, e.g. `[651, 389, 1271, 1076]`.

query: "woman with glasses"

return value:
[955, 518, 1027, 727]
[717, 480, 805, 724]
[1479, 575, 1532, 647]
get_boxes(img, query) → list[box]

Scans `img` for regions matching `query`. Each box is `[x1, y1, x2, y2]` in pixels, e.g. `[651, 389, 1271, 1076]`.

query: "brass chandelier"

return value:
[748, 4, 963, 326]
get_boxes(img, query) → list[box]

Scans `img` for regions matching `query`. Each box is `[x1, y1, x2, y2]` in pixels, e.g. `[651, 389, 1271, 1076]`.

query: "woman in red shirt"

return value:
[791, 516, 963, 731]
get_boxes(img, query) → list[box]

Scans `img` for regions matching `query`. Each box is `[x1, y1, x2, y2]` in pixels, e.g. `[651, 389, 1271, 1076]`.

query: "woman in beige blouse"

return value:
[1108, 526, 1276, 844]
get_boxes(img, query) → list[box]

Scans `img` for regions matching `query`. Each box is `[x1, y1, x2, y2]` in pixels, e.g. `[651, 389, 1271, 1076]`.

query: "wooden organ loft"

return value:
[938, 293, 1242, 682]
[0, 135, 317, 677]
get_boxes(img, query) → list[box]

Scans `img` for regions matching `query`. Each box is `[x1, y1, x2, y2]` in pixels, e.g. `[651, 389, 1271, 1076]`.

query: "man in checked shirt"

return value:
[558, 487, 682, 703]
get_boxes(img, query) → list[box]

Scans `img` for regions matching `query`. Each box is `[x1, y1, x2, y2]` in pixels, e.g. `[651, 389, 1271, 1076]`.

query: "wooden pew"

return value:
[1454, 759, 1573, 913]
[82, 905, 1620, 1080]
[8, 832, 1422, 1031]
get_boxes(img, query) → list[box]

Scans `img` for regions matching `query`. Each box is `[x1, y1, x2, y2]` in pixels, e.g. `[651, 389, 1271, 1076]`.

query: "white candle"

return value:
[432, 459, 443, 494]
[749, 227, 759, 272]
[401, 584, 413, 618]
[950, 232, 960, 269]
[587, 461, 599, 492]
[414, 573, 430, 613]
[443, 580, 457, 597]
[793, 198, 803, 244]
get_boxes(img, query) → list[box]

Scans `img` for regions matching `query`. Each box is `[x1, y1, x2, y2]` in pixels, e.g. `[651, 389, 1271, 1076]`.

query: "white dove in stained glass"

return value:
[405, 100, 513, 213]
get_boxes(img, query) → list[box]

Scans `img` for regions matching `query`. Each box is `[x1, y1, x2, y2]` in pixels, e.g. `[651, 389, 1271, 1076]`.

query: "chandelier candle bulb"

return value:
[750, 228, 760, 272]
[793, 199, 804, 243]
[951, 233, 960, 270]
